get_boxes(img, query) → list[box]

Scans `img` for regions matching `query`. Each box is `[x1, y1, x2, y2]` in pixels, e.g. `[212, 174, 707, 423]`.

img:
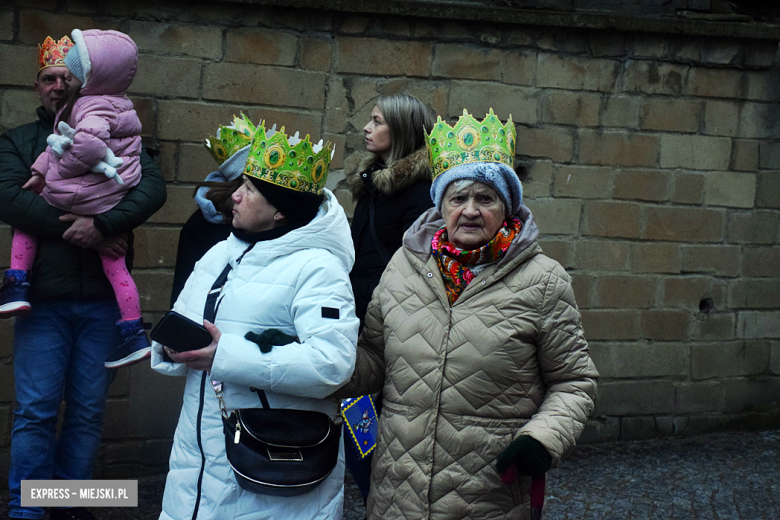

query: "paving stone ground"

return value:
[2, 429, 778, 519]
[543, 429, 780, 520]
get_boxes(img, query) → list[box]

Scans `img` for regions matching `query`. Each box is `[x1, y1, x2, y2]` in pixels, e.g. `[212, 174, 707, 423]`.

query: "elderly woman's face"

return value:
[230, 177, 280, 233]
[442, 181, 505, 250]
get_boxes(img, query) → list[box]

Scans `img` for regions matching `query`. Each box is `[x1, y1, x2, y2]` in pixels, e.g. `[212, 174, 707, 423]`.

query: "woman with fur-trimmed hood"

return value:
[342, 94, 435, 505]
[347, 94, 435, 329]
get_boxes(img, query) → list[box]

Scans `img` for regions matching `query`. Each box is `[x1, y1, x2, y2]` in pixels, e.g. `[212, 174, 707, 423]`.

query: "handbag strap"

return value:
[207, 243, 255, 417]
[250, 387, 271, 408]
[204, 243, 255, 323]
[212, 383, 270, 418]
[206, 244, 334, 422]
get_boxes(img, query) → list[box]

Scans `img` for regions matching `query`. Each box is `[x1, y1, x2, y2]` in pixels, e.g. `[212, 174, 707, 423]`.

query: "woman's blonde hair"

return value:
[374, 94, 435, 163]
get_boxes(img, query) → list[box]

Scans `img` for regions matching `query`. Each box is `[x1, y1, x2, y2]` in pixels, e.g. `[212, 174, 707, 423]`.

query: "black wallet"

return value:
[150, 311, 213, 352]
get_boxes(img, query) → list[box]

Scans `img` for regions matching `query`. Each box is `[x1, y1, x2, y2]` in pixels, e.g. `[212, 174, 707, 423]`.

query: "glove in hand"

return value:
[245, 329, 298, 354]
[496, 435, 552, 482]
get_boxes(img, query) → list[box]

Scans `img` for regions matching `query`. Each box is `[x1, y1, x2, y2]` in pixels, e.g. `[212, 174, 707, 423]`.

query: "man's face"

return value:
[34, 66, 78, 114]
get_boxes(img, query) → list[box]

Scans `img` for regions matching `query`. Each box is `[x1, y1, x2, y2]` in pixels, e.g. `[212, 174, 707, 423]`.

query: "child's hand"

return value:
[22, 175, 46, 194]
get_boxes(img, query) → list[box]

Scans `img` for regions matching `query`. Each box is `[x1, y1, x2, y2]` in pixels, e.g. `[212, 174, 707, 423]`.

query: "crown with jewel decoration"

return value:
[204, 113, 258, 166]
[426, 108, 516, 180]
[244, 124, 334, 195]
[38, 36, 73, 71]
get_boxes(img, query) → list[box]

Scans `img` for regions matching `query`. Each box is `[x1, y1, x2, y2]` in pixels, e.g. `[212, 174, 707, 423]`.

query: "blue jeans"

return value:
[8, 299, 119, 519]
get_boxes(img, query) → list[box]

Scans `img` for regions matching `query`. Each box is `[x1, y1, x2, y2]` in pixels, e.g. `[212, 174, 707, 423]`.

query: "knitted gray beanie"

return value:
[430, 162, 523, 217]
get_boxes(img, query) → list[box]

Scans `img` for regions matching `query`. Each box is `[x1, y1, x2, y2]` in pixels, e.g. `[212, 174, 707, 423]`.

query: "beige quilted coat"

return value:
[335, 204, 598, 520]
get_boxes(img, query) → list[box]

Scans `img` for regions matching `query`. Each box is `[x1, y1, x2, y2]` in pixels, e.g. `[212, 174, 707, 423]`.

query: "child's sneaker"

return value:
[0, 269, 32, 318]
[105, 317, 151, 368]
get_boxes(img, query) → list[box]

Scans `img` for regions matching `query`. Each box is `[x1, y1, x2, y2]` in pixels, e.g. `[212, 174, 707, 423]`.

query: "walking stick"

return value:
[530, 475, 545, 520]
[500, 467, 546, 519]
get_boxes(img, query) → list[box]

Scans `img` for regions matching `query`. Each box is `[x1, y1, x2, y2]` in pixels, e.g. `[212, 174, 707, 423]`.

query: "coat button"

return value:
[362, 173, 367, 177]
[427, 272, 433, 278]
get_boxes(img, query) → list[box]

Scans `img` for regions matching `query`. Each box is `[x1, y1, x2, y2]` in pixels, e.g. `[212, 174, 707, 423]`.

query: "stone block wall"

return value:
[0, 0, 778, 477]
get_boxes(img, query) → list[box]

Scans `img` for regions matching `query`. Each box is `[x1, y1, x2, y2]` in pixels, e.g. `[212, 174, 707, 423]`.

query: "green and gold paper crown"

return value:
[426, 108, 516, 179]
[244, 124, 334, 195]
[205, 113, 258, 165]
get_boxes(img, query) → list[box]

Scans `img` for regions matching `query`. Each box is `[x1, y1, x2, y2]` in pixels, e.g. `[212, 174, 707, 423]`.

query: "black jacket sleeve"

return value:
[400, 180, 433, 232]
[170, 209, 231, 307]
[0, 125, 71, 238]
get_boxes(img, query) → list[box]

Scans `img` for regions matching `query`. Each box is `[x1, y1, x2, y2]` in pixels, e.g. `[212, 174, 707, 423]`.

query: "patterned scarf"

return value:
[431, 217, 522, 305]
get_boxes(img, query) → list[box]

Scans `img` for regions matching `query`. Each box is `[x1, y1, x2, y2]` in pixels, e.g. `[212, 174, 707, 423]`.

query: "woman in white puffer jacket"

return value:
[152, 126, 358, 520]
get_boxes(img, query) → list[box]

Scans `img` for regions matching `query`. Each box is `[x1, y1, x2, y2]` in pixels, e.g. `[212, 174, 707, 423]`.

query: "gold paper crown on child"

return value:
[38, 36, 74, 71]
[204, 113, 258, 165]
[426, 108, 516, 180]
[244, 124, 334, 195]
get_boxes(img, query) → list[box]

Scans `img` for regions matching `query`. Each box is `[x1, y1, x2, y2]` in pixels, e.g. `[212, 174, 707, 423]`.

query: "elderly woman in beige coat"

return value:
[334, 109, 598, 519]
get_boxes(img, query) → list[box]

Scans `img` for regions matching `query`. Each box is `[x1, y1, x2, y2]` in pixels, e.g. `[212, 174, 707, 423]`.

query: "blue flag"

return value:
[341, 395, 378, 459]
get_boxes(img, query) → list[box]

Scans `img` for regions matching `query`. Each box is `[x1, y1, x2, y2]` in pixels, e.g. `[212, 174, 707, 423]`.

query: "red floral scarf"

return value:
[431, 217, 522, 305]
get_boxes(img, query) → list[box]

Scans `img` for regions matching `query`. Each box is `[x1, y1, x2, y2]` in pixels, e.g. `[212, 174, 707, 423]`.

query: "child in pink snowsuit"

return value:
[0, 29, 149, 369]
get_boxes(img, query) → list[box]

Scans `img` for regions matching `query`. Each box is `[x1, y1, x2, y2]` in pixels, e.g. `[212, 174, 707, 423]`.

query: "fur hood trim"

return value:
[348, 148, 430, 199]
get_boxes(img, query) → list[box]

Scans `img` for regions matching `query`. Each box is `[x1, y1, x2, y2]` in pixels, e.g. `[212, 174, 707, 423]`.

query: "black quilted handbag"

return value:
[216, 384, 342, 497]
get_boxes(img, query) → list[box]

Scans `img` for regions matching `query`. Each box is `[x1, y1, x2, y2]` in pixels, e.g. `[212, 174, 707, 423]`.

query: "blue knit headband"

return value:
[430, 162, 523, 217]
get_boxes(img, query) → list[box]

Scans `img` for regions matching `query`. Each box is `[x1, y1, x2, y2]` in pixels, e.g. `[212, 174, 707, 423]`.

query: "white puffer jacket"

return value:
[153, 189, 359, 520]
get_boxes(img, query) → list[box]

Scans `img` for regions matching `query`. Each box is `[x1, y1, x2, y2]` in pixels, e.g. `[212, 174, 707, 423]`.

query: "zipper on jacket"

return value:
[190, 372, 208, 520]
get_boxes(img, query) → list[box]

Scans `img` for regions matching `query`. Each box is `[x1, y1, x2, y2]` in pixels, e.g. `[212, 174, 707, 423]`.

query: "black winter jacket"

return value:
[348, 149, 432, 326]
[0, 106, 167, 300]
[169, 209, 231, 306]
